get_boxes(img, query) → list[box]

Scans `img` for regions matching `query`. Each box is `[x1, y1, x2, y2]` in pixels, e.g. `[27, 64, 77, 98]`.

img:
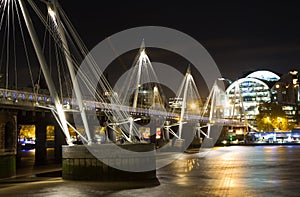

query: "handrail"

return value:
[0, 88, 246, 126]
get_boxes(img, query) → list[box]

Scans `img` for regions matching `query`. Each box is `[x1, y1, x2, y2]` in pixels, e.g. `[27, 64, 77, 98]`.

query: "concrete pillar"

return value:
[106, 126, 116, 143]
[163, 127, 170, 141]
[54, 121, 67, 163]
[0, 112, 17, 178]
[35, 113, 47, 165]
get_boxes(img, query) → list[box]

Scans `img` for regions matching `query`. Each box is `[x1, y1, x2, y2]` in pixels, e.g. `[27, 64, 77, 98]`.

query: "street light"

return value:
[190, 103, 197, 110]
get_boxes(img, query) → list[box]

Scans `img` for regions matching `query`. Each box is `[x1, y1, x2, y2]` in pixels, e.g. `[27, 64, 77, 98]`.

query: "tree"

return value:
[256, 102, 294, 131]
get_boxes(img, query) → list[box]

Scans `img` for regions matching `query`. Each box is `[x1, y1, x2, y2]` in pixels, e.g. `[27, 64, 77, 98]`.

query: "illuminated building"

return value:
[272, 70, 299, 124]
[246, 70, 280, 82]
[226, 70, 299, 128]
[226, 76, 272, 126]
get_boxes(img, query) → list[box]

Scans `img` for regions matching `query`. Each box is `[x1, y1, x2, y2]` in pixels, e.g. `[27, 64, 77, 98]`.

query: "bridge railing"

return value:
[0, 88, 73, 108]
[0, 88, 246, 126]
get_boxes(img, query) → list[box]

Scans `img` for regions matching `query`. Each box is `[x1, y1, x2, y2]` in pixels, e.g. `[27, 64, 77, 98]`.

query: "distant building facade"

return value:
[271, 70, 299, 125]
[225, 70, 299, 128]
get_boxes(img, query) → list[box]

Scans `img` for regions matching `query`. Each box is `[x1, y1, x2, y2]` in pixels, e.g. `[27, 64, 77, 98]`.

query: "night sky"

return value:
[60, 0, 300, 81]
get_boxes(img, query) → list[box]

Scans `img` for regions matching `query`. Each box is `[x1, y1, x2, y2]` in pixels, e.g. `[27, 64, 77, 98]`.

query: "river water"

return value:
[1, 145, 300, 197]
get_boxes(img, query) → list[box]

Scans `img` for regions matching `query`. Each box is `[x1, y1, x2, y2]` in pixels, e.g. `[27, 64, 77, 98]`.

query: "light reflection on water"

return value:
[164, 145, 300, 194]
[185, 158, 201, 172]
[3, 145, 300, 197]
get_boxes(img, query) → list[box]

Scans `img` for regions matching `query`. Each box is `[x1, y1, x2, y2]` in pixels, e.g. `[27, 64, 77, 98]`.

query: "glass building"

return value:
[226, 76, 272, 126]
[225, 70, 299, 128]
[271, 70, 299, 124]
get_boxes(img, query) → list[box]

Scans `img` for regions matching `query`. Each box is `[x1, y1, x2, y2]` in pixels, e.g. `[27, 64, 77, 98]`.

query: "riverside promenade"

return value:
[1, 145, 300, 197]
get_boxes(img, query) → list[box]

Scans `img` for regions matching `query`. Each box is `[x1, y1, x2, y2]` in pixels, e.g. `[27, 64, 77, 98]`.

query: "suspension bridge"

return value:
[0, 0, 249, 150]
[0, 0, 256, 181]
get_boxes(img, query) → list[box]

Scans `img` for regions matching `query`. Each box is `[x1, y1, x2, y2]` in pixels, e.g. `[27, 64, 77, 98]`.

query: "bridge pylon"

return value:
[169, 67, 202, 139]
[18, 0, 72, 144]
[118, 42, 166, 143]
[47, 0, 92, 144]
[225, 80, 249, 140]
[200, 80, 228, 145]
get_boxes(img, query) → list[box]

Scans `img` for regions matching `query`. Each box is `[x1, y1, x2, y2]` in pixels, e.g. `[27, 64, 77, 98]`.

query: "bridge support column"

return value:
[173, 139, 185, 152]
[106, 126, 116, 143]
[201, 124, 222, 148]
[201, 138, 214, 148]
[35, 115, 47, 165]
[0, 112, 17, 178]
[163, 127, 170, 141]
[54, 121, 67, 163]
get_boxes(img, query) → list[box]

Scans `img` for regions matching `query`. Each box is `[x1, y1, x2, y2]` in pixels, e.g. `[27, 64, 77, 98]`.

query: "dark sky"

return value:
[59, 0, 300, 81]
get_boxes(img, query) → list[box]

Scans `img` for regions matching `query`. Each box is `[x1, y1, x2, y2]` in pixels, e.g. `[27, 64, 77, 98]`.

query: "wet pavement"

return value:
[1, 145, 300, 196]
[15, 149, 61, 178]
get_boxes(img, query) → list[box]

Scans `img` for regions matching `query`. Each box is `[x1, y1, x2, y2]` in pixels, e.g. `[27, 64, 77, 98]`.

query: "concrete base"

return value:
[189, 137, 203, 148]
[173, 139, 185, 152]
[201, 138, 214, 148]
[0, 111, 17, 179]
[0, 153, 16, 179]
[62, 143, 156, 181]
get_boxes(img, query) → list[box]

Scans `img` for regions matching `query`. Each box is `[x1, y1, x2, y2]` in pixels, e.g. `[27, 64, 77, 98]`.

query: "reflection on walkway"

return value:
[17, 148, 61, 178]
